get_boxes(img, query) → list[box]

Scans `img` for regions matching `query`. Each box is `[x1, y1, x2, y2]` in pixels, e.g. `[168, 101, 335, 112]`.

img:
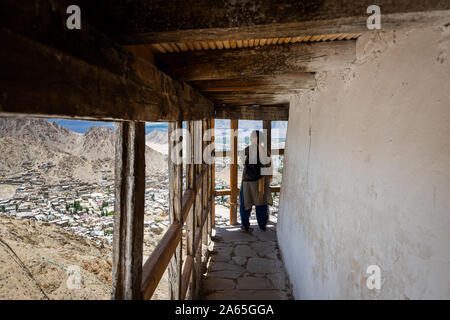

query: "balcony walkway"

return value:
[199, 214, 293, 300]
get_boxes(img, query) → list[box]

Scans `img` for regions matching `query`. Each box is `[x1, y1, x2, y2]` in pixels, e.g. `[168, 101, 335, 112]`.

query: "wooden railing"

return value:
[141, 166, 211, 299]
[140, 121, 214, 300]
[214, 186, 281, 197]
[215, 148, 284, 157]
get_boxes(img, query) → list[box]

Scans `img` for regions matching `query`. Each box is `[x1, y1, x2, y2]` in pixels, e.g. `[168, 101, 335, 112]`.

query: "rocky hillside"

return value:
[0, 118, 167, 182]
[146, 129, 168, 145]
[145, 129, 169, 155]
[0, 215, 112, 299]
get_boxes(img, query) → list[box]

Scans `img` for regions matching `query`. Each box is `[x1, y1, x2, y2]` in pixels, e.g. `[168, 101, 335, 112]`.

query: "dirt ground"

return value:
[0, 215, 172, 300]
[0, 215, 112, 300]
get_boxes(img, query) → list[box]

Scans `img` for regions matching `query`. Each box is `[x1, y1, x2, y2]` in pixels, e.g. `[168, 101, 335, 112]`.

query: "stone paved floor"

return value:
[199, 217, 293, 300]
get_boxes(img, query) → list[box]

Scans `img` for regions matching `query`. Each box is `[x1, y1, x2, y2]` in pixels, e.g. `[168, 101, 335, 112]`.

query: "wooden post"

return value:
[211, 118, 215, 228]
[112, 121, 145, 300]
[193, 120, 203, 296]
[230, 119, 238, 225]
[263, 120, 272, 153]
[168, 121, 183, 300]
[186, 121, 197, 298]
[202, 120, 208, 247]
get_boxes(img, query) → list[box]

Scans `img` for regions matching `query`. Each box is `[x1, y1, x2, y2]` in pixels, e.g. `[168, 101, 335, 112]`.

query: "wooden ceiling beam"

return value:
[156, 40, 356, 81]
[188, 73, 316, 93]
[78, 0, 450, 44]
[214, 104, 289, 121]
[0, 0, 213, 122]
[207, 93, 292, 106]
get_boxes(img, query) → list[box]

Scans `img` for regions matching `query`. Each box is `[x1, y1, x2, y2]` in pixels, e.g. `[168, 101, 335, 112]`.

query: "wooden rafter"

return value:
[215, 104, 289, 121]
[76, 1, 450, 45]
[156, 40, 356, 81]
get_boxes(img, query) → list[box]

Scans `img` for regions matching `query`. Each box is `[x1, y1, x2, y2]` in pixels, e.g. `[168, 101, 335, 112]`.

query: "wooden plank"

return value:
[169, 43, 181, 52]
[205, 93, 292, 106]
[141, 222, 182, 300]
[181, 166, 207, 221]
[112, 121, 145, 300]
[194, 202, 212, 253]
[214, 104, 289, 121]
[211, 119, 216, 228]
[168, 122, 183, 300]
[0, 1, 213, 121]
[202, 120, 209, 246]
[215, 41, 224, 50]
[215, 186, 281, 196]
[152, 43, 167, 54]
[193, 120, 203, 297]
[156, 40, 356, 81]
[104, 0, 450, 44]
[215, 151, 230, 158]
[0, 28, 213, 121]
[215, 189, 232, 197]
[272, 149, 285, 156]
[180, 255, 194, 300]
[181, 190, 195, 222]
[193, 42, 203, 50]
[186, 42, 196, 51]
[188, 73, 316, 93]
[137, 163, 207, 300]
[177, 42, 189, 52]
[161, 42, 174, 53]
[208, 41, 217, 50]
[263, 121, 272, 153]
[123, 44, 155, 64]
[180, 202, 211, 299]
[271, 186, 281, 193]
[230, 120, 238, 226]
[185, 121, 196, 299]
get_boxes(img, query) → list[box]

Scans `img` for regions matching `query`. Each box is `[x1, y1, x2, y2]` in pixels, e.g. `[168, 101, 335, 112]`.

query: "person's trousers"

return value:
[239, 182, 268, 230]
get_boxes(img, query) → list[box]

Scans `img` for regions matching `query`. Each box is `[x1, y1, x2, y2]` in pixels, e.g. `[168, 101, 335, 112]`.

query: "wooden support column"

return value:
[193, 120, 203, 296]
[230, 120, 238, 226]
[112, 121, 145, 300]
[263, 121, 272, 153]
[185, 121, 197, 298]
[202, 120, 209, 247]
[168, 121, 183, 300]
[211, 119, 216, 228]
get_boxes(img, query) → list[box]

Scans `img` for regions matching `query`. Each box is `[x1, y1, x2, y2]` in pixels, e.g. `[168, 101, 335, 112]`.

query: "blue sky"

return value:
[47, 119, 168, 134]
[47, 119, 287, 135]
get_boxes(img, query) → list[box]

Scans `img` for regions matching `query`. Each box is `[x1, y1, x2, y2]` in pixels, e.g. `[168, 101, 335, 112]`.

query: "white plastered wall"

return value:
[278, 25, 450, 299]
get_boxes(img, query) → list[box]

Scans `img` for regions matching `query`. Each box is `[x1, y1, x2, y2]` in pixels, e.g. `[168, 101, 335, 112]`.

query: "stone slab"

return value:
[232, 256, 247, 266]
[206, 270, 244, 280]
[202, 278, 235, 292]
[210, 262, 246, 273]
[234, 244, 257, 257]
[236, 276, 274, 290]
[247, 257, 279, 274]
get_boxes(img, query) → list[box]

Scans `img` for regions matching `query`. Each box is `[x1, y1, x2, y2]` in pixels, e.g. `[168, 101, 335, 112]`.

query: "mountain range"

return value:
[0, 118, 167, 183]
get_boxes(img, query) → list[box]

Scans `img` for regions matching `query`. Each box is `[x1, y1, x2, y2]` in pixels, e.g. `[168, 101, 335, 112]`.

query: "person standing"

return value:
[239, 130, 273, 232]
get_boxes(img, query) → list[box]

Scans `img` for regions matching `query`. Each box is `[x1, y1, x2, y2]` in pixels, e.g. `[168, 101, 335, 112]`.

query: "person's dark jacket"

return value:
[242, 145, 265, 181]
